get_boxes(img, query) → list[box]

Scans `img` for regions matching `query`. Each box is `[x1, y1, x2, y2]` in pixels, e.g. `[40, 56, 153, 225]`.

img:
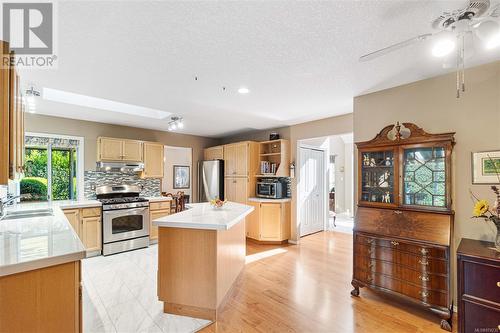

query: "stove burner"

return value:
[98, 197, 148, 205]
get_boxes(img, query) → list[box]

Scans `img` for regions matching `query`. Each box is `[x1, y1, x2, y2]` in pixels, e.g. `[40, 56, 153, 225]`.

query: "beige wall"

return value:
[25, 114, 219, 202]
[354, 60, 500, 301]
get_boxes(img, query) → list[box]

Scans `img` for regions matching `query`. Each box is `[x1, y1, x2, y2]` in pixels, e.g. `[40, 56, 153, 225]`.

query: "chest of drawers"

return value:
[352, 207, 453, 331]
[457, 238, 500, 333]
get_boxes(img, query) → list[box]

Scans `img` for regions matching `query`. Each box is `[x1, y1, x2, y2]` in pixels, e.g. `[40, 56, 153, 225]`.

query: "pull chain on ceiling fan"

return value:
[359, 0, 500, 98]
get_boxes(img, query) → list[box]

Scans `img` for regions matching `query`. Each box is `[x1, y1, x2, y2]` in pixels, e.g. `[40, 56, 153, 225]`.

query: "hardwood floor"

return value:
[200, 231, 457, 333]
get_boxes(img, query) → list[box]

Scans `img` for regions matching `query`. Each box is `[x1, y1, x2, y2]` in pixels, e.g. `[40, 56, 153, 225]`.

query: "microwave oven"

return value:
[256, 180, 284, 199]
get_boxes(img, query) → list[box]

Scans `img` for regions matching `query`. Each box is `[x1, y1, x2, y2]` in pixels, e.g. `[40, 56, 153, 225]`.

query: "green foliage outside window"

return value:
[22, 147, 77, 201]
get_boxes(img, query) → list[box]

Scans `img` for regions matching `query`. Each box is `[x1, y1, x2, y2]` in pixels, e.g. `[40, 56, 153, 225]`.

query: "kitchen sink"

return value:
[2, 208, 54, 220]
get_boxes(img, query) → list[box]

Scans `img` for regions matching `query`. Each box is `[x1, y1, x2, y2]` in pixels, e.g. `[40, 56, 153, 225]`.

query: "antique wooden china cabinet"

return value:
[352, 123, 455, 331]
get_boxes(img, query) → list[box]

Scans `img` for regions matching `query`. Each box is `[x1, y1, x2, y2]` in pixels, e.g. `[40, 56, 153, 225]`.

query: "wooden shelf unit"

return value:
[258, 139, 289, 177]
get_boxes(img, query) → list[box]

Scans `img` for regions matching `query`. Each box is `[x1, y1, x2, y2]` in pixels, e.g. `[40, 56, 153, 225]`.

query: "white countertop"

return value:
[248, 197, 292, 203]
[0, 201, 88, 277]
[153, 202, 254, 231]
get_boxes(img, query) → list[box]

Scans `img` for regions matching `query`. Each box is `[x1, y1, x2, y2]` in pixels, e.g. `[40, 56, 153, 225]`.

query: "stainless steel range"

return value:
[96, 185, 150, 256]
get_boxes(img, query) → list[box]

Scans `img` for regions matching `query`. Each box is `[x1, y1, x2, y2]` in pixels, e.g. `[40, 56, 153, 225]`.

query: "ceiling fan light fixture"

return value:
[431, 39, 456, 57]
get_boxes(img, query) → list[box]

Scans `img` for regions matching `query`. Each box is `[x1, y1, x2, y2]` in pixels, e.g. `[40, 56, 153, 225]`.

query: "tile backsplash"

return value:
[84, 171, 161, 199]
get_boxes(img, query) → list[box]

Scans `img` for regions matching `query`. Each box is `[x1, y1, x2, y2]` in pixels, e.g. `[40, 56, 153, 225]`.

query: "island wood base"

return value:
[157, 220, 246, 321]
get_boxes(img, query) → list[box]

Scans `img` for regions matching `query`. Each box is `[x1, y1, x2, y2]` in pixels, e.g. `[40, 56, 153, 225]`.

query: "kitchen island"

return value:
[153, 201, 254, 321]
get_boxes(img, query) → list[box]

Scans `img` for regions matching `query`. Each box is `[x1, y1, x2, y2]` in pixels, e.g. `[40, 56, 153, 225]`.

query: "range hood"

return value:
[96, 162, 144, 173]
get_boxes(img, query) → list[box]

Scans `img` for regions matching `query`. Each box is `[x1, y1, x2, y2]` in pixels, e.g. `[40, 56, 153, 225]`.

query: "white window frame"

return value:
[25, 132, 85, 200]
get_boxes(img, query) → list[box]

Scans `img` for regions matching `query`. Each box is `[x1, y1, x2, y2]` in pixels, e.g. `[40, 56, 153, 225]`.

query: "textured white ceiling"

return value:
[20, 1, 500, 138]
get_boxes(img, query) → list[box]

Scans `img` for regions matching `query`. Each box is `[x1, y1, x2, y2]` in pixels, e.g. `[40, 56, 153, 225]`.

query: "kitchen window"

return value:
[21, 133, 84, 201]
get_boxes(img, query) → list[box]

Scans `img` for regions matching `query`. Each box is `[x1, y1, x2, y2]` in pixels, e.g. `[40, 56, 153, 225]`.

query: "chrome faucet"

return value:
[0, 195, 21, 221]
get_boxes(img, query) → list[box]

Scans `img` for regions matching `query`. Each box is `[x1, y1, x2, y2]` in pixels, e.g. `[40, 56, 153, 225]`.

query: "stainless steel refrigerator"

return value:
[198, 160, 224, 202]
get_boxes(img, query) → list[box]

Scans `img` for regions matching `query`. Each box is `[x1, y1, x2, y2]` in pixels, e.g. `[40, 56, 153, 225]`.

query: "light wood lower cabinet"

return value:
[246, 201, 290, 242]
[149, 201, 172, 241]
[0, 261, 82, 333]
[63, 207, 102, 255]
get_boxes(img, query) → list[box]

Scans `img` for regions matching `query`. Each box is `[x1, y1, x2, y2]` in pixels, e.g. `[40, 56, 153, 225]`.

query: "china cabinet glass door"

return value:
[360, 150, 395, 204]
[402, 146, 447, 208]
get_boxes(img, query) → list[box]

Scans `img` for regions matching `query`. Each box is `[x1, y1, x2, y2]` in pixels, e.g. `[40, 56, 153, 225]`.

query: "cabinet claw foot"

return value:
[350, 287, 359, 297]
[440, 319, 451, 332]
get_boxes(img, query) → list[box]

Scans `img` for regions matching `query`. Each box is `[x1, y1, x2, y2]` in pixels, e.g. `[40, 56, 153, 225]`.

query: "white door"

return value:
[299, 147, 326, 237]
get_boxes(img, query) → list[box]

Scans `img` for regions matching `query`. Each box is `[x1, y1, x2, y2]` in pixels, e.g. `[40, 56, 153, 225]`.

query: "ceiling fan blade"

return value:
[359, 33, 433, 62]
[489, 3, 500, 17]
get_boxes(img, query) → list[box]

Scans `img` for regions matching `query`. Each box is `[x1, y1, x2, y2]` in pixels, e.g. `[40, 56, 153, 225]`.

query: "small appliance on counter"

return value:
[96, 185, 150, 255]
[256, 178, 290, 199]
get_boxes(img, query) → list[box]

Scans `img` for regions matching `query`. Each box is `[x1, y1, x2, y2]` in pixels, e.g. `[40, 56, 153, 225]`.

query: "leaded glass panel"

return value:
[403, 147, 446, 207]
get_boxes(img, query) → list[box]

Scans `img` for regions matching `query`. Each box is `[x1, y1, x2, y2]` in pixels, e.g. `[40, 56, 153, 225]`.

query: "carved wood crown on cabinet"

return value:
[352, 123, 455, 332]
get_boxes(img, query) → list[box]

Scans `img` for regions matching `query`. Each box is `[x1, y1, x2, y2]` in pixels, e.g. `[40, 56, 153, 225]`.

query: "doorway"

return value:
[297, 133, 354, 237]
[298, 145, 327, 237]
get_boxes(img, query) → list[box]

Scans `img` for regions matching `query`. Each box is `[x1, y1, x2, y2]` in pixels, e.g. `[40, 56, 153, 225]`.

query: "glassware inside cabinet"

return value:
[360, 150, 395, 204]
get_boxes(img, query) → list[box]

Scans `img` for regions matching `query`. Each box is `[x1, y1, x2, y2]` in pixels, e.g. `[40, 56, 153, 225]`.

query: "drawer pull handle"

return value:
[420, 248, 429, 255]
[394, 210, 403, 214]
[418, 259, 429, 266]
[391, 241, 399, 246]
[419, 275, 430, 282]
[419, 291, 429, 298]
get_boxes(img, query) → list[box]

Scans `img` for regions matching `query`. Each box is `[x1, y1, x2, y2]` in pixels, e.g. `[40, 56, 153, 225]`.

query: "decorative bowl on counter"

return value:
[210, 198, 227, 209]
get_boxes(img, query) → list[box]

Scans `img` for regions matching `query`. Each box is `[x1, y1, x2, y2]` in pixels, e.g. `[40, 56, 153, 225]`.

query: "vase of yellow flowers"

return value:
[472, 185, 500, 252]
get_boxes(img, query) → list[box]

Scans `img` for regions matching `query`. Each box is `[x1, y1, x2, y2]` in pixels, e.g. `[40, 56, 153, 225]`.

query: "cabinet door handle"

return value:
[419, 291, 429, 298]
[419, 275, 430, 282]
[394, 210, 402, 214]
[418, 259, 429, 266]
[420, 248, 429, 255]
[391, 241, 399, 246]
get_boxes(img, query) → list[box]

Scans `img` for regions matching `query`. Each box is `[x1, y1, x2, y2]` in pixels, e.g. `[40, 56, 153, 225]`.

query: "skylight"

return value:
[43, 88, 171, 119]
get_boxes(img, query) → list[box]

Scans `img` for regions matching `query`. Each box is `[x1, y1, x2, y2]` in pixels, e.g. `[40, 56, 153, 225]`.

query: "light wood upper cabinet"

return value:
[1, 41, 25, 184]
[98, 137, 124, 161]
[123, 140, 143, 161]
[143, 142, 164, 178]
[224, 142, 249, 177]
[225, 177, 248, 204]
[204, 146, 224, 160]
[97, 137, 143, 162]
[82, 216, 101, 252]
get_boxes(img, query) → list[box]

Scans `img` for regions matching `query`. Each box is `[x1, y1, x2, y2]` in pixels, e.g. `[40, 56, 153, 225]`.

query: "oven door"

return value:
[103, 207, 149, 243]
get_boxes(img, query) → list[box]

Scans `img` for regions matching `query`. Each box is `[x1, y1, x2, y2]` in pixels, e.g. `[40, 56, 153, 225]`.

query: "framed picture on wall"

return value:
[472, 150, 500, 184]
[173, 165, 190, 189]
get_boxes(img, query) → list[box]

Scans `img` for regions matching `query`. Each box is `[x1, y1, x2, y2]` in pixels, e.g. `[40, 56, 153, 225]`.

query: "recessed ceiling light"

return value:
[238, 87, 250, 94]
[432, 39, 455, 57]
[43, 88, 171, 119]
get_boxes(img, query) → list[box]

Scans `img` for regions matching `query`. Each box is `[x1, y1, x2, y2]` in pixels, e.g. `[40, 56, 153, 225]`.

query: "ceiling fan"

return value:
[359, 0, 500, 98]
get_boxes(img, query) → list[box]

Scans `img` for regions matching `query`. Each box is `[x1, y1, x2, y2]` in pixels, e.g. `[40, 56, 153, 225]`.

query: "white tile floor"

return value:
[82, 245, 212, 333]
